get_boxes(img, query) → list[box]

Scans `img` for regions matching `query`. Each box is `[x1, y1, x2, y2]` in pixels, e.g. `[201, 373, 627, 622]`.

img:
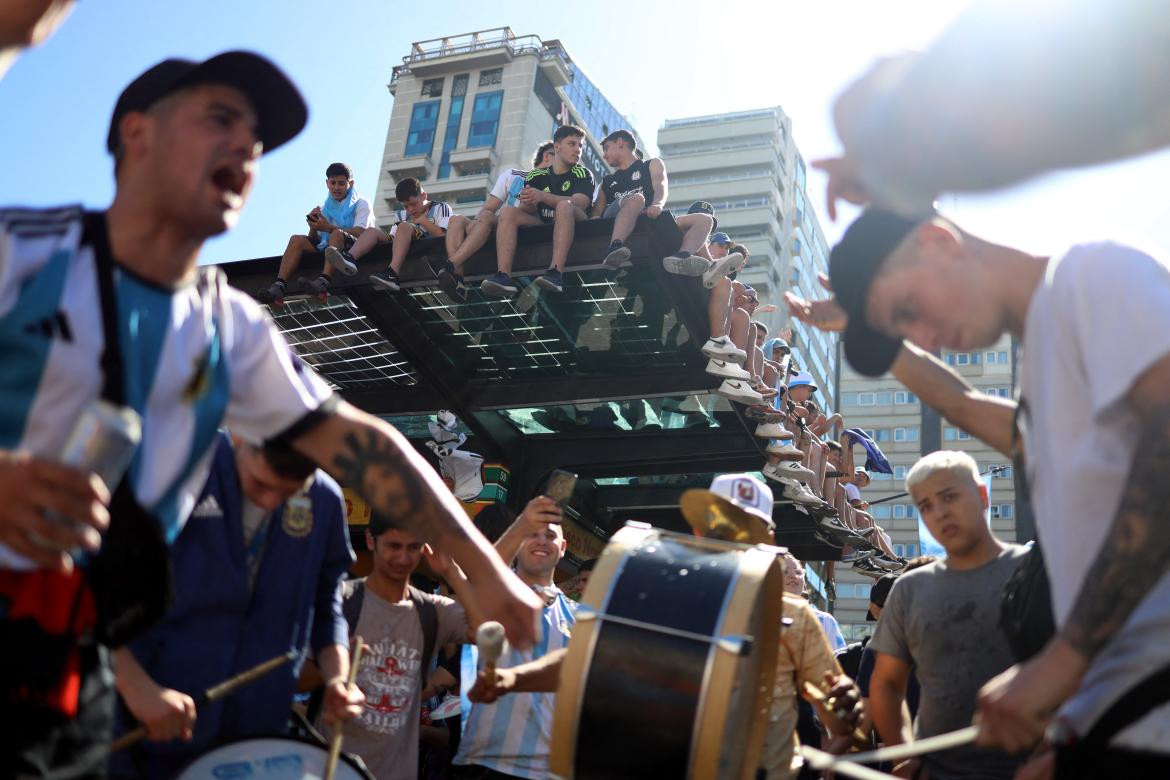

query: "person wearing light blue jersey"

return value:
[454, 496, 573, 780]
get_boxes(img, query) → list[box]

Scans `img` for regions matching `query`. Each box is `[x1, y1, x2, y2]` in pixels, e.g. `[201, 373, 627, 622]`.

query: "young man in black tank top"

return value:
[590, 130, 722, 275]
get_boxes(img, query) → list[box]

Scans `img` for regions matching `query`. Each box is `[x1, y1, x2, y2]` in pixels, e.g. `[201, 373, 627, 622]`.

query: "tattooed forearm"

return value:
[332, 426, 452, 543]
[1062, 404, 1170, 658]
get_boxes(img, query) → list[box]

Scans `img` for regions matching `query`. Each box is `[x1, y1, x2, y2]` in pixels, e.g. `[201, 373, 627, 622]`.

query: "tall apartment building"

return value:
[657, 108, 838, 410]
[831, 334, 1020, 641]
[376, 28, 643, 225]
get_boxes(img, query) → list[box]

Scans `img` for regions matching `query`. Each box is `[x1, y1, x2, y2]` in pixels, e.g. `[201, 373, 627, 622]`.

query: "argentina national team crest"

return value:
[282, 492, 313, 537]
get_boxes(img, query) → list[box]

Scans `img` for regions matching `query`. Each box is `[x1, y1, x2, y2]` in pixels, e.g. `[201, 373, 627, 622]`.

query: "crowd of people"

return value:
[5, 1, 1170, 779]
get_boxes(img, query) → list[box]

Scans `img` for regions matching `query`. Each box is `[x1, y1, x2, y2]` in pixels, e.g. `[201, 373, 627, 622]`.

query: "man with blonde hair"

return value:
[868, 450, 1025, 779]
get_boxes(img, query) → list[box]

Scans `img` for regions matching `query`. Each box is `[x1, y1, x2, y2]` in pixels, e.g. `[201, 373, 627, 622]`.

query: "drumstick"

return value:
[110, 650, 296, 753]
[802, 725, 981, 769]
[324, 635, 365, 780]
[476, 621, 508, 690]
[798, 746, 897, 779]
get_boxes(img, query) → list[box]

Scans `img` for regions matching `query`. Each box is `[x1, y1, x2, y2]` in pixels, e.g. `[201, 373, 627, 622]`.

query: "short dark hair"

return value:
[394, 177, 423, 203]
[553, 124, 586, 143]
[260, 441, 317, 480]
[753, 320, 769, 337]
[532, 141, 554, 168]
[601, 129, 636, 152]
[325, 162, 353, 179]
[825, 440, 842, 454]
[804, 399, 819, 415]
[369, 510, 408, 539]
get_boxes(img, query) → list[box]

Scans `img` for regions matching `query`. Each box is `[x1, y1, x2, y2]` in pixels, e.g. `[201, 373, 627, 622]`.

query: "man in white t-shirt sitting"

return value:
[435, 142, 555, 303]
[786, 207, 1170, 776]
[258, 161, 374, 306]
[324, 176, 452, 293]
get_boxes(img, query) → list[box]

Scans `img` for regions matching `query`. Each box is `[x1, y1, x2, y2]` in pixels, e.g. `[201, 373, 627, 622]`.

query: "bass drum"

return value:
[176, 735, 372, 779]
[551, 522, 784, 780]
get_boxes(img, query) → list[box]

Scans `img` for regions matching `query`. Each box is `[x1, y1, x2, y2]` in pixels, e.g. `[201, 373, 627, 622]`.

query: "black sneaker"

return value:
[436, 261, 466, 303]
[602, 241, 631, 269]
[480, 272, 518, 297]
[369, 268, 401, 292]
[324, 246, 358, 276]
[256, 280, 286, 306]
[534, 267, 564, 293]
[305, 275, 331, 303]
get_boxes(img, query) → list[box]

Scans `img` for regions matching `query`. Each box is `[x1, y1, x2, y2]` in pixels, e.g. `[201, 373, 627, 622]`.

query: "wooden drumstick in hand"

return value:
[324, 636, 365, 780]
[476, 621, 508, 690]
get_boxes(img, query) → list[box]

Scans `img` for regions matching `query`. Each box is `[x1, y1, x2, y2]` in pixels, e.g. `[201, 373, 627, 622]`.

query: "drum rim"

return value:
[175, 732, 372, 779]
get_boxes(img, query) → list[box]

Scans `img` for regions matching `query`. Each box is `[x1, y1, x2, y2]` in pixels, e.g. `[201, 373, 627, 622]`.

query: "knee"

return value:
[288, 234, 308, 250]
[731, 307, 748, 325]
[328, 230, 348, 246]
[449, 215, 468, 231]
[555, 199, 577, 217]
[479, 210, 498, 228]
[498, 205, 520, 225]
[622, 193, 646, 210]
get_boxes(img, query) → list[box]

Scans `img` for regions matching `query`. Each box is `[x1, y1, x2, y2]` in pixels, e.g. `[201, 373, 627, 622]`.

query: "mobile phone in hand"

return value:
[545, 469, 578, 507]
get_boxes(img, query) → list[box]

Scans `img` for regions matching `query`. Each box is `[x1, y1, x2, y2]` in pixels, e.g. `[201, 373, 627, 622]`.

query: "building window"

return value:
[1001, 503, 1014, 519]
[893, 465, 908, 480]
[971, 351, 981, 364]
[945, 353, 957, 365]
[876, 391, 892, 405]
[436, 75, 469, 179]
[467, 90, 503, 148]
[999, 351, 1008, 363]
[958, 429, 970, 440]
[478, 68, 502, 86]
[405, 100, 441, 157]
[894, 504, 916, 519]
[871, 505, 892, 519]
[987, 351, 998, 364]
[956, 353, 969, 366]
[894, 427, 919, 442]
[420, 77, 444, 97]
[872, 429, 891, 442]
[894, 390, 918, 404]
[857, 392, 875, 406]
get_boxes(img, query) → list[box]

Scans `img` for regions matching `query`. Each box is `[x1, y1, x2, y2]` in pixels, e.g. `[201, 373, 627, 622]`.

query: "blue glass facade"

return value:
[557, 63, 638, 182]
[405, 100, 441, 157]
[437, 75, 468, 179]
[468, 90, 504, 148]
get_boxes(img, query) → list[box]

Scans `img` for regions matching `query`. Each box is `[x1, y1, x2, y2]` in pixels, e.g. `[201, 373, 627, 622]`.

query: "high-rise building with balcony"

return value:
[831, 334, 1020, 641]
[657, 108, 838, 411]
[376, 28, 643, 225]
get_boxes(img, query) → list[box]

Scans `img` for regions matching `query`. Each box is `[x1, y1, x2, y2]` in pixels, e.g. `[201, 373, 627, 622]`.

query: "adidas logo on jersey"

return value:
[192, 495, 224, 518]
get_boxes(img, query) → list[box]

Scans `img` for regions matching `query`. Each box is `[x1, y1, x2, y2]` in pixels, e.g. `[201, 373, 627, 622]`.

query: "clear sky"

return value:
[3, 0, 1169, 272]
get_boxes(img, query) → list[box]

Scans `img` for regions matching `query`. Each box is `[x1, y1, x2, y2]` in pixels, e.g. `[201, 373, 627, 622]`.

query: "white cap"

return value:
[708, 473, 774, 525]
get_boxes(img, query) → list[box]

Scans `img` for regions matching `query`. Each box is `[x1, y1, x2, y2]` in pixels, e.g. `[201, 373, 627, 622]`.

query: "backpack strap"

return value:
[407, 585, 439, 682]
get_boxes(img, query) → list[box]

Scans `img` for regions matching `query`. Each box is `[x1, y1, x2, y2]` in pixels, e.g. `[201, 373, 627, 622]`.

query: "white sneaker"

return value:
[754, 422, 794, 440]
[716, 379, 764, 405]
[772, 460, 817, 482]
[705, 358, 751, 380]
[766, 440, 804, 456]
[703, 252, 744, 289]
[701, 336, 747, 365]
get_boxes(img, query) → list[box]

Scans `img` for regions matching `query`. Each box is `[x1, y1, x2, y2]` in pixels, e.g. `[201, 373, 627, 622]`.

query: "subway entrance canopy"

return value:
[219, 216, 837, 562]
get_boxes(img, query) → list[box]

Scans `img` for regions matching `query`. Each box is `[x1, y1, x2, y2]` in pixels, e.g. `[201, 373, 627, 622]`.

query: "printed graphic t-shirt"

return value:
[342, 587, 467, 780]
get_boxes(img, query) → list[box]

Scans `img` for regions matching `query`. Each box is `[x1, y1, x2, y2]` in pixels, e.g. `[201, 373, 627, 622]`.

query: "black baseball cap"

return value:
[687, 200, 718, 231]
[107, 51, 308, 155]
[866, 573, 898, 621]
[829, 209, 928, 377]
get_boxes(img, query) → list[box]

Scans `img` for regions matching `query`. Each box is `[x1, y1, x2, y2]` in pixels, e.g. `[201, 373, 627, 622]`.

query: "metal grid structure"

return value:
[266, 295, 419, 390]
[395, 266, 694, 383]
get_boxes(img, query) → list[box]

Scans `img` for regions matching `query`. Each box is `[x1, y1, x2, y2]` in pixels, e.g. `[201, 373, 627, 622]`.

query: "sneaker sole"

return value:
[480, 280, 517, 296]
[703, 252, 745, 289]
[603, 247, 632, 269]
[662, 255, 709, 276]
[717, 386, 765, 405]
[701, 343, 748, 365]
[324, 247, 358, 276]
[369, 276, 401, 292]
[534, 276, 563, 293]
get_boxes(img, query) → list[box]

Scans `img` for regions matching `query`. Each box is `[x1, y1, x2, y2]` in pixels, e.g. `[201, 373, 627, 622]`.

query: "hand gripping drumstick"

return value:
[798, 746, 898, 780]
[476, 621, 508, 690]
[801, 725, 981, 770]
[110, 650, 297, 752]
[324, 635, 366, 780]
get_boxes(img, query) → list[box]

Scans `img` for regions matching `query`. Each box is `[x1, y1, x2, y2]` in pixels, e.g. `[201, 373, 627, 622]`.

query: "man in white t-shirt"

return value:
[0, 51, 540, 778]
[786, 207, 1170, 775]
[257, 161, 374, 306]
[434, 142, 555, 303]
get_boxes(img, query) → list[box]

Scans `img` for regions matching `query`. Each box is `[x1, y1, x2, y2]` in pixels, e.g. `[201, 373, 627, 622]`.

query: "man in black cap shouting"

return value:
[786, 206, 1170, 776]
[0, 52, 540, 776]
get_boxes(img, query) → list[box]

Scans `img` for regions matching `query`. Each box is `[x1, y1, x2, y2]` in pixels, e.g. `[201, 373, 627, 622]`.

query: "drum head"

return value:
[177, 736, 371, 780]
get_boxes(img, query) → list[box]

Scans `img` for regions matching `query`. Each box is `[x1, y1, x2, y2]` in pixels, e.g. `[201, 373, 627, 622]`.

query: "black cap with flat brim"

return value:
[106, 51, 307, 155]
[829, 209, 926, 377]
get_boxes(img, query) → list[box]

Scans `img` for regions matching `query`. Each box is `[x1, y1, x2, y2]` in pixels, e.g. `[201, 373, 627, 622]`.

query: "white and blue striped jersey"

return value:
[455, 587, 576, 778]
[0, 207, 334, 569]
[488, 169, 528, 207]
[394, 201, 452, 230]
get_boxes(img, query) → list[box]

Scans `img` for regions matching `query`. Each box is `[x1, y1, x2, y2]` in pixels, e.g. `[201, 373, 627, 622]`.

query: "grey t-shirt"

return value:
[870, 546, 1027, 779]
[339, 586, 467, 780]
